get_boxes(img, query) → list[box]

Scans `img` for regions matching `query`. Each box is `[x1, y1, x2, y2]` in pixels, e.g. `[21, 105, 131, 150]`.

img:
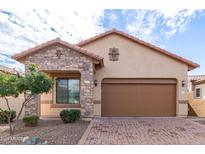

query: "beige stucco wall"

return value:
[0, 94, 25, 118]
[41, 104, 80, 117]
[188, 79, 193, 92]
[81, 34, 189, 116]
[41, 92, 53, 103]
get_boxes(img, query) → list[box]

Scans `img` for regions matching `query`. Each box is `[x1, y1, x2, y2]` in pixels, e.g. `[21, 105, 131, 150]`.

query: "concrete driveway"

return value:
[78, 117, 205, 145]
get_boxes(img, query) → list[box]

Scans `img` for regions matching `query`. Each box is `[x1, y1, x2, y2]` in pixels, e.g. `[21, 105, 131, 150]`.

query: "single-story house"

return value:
[12, 29, 199, 118]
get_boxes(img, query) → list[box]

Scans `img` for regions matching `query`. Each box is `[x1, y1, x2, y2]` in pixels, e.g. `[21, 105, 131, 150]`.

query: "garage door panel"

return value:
[102, 79, 176, 117]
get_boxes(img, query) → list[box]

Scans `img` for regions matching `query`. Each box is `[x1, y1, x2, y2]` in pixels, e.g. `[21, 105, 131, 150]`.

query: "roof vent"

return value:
[109, 47, 119, 61]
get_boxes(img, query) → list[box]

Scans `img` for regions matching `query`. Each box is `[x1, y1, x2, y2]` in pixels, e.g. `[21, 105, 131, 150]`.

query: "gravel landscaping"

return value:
[0, 119, 90, 145]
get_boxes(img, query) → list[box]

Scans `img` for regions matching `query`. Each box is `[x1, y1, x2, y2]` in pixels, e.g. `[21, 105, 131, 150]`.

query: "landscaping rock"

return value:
[0, 120, 89, 145]
[22, 136, 48, 145]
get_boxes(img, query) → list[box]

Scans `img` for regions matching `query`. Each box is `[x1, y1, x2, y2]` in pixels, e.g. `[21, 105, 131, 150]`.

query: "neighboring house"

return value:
[188, 75, 205, 92]
[188, 75, 205, 99]
[193, 79, 205, 99]
[0, 64, 16, 74]
[12, 29, 199, 118]
[188, 75, 205, 117]
[0, 65, 25, 117]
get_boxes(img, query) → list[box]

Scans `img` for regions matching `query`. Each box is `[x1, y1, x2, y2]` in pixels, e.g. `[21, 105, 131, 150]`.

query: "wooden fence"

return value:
[188, 92, 205, 117]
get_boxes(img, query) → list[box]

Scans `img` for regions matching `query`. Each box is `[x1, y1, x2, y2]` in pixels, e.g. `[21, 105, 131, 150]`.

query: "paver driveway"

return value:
[79, 117, 205, 145]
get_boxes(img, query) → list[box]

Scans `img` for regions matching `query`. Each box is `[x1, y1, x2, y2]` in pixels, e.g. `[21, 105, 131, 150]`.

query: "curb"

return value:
[186, 118, 205, 128]
[78, 119, 94, 145]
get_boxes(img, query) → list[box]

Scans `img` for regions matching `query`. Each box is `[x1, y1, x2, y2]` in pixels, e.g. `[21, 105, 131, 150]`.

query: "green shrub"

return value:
[60, 109, 81, 123]
[60, 110, 70, 123]
[23, 115, 39, 127]
[70, 109, 81, 120]
[0, 109, 16, 124]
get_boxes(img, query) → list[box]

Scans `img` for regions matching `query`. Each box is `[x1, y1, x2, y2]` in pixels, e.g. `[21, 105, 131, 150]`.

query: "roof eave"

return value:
[194, 79, 205, 85]
[11, 39, 104, 65]
[188, 63, 200, 71]
[77, 29, 199, 71]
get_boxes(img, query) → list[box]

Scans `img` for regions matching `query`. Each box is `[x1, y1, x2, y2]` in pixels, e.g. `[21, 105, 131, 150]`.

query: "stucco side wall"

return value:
[81, 34, 188, 116]
[0, 94, 25, 118]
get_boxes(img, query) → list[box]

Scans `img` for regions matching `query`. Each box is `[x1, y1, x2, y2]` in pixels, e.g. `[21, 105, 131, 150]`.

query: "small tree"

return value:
[0, 71, 20, 134]
[0, 64, 52, 135]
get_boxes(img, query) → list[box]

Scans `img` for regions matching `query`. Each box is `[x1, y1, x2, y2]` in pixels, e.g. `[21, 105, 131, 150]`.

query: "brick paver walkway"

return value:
[79, 117, 205, 145]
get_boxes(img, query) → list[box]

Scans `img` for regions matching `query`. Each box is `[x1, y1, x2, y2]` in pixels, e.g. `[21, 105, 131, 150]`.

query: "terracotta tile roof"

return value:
[194, 79, 205, 85]
[0, 65, 14, 74]
[0, 65, 23, 76]
[77, 28, 199, 71]
[12, 38, 104, 66]
[188, 75, 205, 81]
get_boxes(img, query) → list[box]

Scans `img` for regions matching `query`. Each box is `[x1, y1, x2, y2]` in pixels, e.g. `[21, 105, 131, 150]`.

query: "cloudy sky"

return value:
[0, 9, 205, 74]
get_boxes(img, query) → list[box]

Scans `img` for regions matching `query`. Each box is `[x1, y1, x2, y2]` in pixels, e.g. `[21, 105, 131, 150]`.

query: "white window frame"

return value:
[195, 87, 202, 99]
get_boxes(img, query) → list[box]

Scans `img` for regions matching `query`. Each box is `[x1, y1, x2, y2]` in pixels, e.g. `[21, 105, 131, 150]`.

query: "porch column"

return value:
[24, 64, 41, 116]
[80, 63, 94, 117]
[25, 94, 40, 116]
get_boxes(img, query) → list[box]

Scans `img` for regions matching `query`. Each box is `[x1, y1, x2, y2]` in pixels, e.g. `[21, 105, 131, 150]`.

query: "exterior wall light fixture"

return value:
[94, 79, 98, 87]
[182, 80, 186, 88]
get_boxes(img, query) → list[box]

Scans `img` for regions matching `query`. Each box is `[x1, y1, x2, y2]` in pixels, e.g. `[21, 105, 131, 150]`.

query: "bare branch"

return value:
[3, 97, 14, 135]
[15, 94, 34, 121]
[4, 97, 11, 111]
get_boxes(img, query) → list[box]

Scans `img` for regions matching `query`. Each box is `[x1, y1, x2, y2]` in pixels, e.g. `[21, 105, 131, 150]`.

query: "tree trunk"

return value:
[0, 108, 14, 135]
[8, 120, 14, 135]
[3, 94, 33, 135]
[3, 97, 15, 135]
[11, 94, 33, 135]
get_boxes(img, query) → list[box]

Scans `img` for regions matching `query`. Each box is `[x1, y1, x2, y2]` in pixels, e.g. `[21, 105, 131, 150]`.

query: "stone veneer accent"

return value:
[24, 43, 95, 117]
[25, 94, 40, 116]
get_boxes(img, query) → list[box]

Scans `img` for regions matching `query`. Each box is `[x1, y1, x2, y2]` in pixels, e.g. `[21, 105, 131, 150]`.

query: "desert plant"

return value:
[0, 110, 16, 124]
[60, 110, 70, 123]
[22, 115, 39, 127]
[70, 109, 81, 120]
[60, 109, 81, 123]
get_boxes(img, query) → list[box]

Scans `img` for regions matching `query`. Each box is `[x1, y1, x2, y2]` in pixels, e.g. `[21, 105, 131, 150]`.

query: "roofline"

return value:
[0, 65, 24, 76]
[188, 74, 205, 77]
[194, 79, 205, 85]
[12, 38, 104, 66]
[77, 28, 199, 71]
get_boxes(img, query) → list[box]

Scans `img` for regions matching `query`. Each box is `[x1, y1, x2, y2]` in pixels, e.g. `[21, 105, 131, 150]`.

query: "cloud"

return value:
[125, 9, 205, 44]
[109, 13, 118, 22]
[0, 9, 204, 72]
[0, 9, 105, 71]
[126, 10, 160, 42]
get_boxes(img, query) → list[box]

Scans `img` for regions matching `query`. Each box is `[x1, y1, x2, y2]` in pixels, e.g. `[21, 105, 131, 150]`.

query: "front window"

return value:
[56, 78, 80, 104]
[195, 88, 202, 98]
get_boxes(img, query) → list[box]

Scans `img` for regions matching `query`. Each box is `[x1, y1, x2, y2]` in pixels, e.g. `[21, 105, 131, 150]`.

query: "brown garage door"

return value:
[102, 79, 176, 117]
